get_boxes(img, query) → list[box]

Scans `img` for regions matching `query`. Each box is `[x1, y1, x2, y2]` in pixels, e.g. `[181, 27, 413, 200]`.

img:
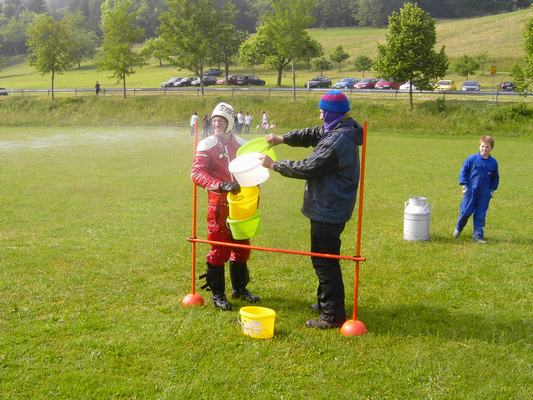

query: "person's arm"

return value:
[282, 125, 324, 148]
[458, 156, 471, 186]
[261, 137, 339, 179]
[491, 160, 499, 192]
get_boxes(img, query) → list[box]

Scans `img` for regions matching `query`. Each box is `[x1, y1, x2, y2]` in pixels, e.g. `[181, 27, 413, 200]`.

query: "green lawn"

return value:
[1, 125, 531, 399]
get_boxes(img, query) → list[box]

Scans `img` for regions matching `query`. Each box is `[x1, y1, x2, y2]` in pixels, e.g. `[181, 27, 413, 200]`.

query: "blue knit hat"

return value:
[319, 90, 350, 113]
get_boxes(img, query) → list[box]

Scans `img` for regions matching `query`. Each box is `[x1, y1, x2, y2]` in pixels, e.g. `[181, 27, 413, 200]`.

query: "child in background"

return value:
[454, 135, 499, 243]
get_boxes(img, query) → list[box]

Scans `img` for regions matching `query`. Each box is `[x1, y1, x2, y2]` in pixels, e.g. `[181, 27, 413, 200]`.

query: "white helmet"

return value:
[211, 102, 235, 133]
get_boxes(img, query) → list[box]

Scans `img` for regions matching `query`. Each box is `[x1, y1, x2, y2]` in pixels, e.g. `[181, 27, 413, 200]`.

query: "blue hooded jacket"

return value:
[273, 117, 363, 223]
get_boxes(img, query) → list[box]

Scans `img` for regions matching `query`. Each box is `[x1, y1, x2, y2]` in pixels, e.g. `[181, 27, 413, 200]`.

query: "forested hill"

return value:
[0, 0, 531, 58]
[5, 1, 533, 31]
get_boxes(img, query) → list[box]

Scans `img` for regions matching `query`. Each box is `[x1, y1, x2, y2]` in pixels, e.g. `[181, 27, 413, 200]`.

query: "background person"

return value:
[454, 135, 499, 243]
[244, 112, 252, 134]
[202, 114, 211, 137]
[191, 102, 260, 310]
[261, 111, 269, 134]
[95, 81, 101, 96]
[236, 110, 244, 134]
[258, 90, 363, 329]
[190, 112, 199, 136]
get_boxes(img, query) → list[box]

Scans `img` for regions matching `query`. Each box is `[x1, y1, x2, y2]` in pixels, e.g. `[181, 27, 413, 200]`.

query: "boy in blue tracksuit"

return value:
[454, 136, 499, 243]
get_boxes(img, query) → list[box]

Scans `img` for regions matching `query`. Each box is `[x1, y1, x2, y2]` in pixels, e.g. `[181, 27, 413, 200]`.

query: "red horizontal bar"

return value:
[187, 237, 366, 262]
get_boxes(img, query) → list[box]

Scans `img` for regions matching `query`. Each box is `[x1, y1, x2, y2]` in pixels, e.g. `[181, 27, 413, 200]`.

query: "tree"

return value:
[453, 55, 479, 79]
[475, 51, 490, 76]
[1, 11, 35, 56]
[26, 14, 75, 100]
[329, 45, 350, 71]
[239, 0, 321, 97]
[512, 3, 533, 94]
[141, 36, 170, 67]
[353, 55, 373, 77]
[64, 12, 98, 68]
[97, 0, 145, 99]
[159, 0, 220, 95]
[312, 56, 332, 76]
[209, 1, 247, 83]
[374, 2, 448, 110]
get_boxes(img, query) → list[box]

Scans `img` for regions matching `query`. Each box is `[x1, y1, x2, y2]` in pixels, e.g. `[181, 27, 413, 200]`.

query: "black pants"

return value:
[310, 220, 346, 323]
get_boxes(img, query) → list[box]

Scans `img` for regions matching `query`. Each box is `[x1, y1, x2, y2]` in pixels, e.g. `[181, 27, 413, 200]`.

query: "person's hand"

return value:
[219, 181, 241, 194]
[265, 134, 283, 147]
[490, 191, 494, 198]
[462, 185, 468, 194]
[258, 154, 274, 169]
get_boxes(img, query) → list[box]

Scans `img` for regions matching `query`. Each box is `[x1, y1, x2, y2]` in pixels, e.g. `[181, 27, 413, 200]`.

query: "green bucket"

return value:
[227, 210, 263, 240]
[237, 138, 277, 161]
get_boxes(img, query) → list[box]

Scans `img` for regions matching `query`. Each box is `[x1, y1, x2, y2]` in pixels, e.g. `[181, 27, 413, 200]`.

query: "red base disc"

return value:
[182, 293, 204, 307]
[340, 319, 367, 336]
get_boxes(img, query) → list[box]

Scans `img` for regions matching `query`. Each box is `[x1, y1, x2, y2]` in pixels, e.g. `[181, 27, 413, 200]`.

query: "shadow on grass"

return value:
[259, 297, 528, 344]
[431, 233, 533, 246]
[360, 304, 529, 344]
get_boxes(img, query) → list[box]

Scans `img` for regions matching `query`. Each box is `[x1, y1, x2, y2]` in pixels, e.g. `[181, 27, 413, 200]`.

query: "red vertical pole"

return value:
[183, 119, 204, 306]
[190, 123, 199, 295]
[352, 121, 368, 321]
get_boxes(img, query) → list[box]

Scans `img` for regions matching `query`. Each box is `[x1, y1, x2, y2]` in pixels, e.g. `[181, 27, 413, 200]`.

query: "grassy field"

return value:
[0, 9, 530, 90]
[1, 122, 531, 398]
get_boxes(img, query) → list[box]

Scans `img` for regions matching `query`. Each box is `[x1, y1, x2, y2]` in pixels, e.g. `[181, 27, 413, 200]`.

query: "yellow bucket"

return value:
[228, 186, 259, 220]
[239, 306, 276, 339]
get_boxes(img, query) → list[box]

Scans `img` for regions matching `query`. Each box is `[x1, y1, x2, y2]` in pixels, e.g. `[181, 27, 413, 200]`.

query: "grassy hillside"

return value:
[0, 8, 529, 90]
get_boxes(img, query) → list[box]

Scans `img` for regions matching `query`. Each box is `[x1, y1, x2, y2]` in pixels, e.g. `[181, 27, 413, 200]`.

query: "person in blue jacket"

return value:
[454, 135, 499, 243]
[259, 90, 363, 329]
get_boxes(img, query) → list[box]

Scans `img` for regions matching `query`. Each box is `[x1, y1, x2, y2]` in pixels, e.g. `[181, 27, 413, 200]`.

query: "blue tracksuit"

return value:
[455, 153, 499, 239]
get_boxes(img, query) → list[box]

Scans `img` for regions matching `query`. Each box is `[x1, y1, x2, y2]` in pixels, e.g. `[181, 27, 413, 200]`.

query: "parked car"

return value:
[227, 75, 245, 85]
[304, 76, 332, 88]
[461, 80, 480, 91]
[399, 81, 420, 91]
[215, 78, 225, 85]
[354, 78, 378, 89]
[191, 76, 218, 86]
[434, 80, 456, 91]
[0, 87, 8, 96]
[375, 79, 401, 90]
[334, 78, 358, 89]
[242, 75, 265, 86]
[161, 77, 182, 87]
[175, 77, 197, 87]
[499, 81, 516, 91]
[205, 69, 222, 76]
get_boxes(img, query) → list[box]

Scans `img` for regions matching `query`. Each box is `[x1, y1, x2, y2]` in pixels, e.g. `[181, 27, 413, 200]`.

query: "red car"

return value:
[375, 79, 401, 90]
[354, 78, 378, 89]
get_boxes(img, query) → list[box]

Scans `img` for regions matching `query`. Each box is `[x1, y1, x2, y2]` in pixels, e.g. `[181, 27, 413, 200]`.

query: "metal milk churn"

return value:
[403, 196, 431, 241]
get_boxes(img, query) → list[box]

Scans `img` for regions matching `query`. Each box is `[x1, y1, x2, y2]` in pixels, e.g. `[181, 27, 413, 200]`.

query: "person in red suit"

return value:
[191, 102, 260, 310]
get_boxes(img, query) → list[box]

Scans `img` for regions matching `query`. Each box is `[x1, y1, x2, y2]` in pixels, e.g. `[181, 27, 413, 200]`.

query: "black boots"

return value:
[229, 261, 260, 303]
[200, 263, 232, 310]
[306, 264, 346, 329]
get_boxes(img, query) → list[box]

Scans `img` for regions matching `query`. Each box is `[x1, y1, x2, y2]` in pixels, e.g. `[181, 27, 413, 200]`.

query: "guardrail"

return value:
[0, 86, 528, 102]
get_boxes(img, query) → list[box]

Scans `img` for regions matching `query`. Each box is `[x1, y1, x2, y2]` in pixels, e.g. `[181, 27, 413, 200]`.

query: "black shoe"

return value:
[212, 293, 232, 311]
[232, 289, 260, 303]
[305, 318, 345, 329]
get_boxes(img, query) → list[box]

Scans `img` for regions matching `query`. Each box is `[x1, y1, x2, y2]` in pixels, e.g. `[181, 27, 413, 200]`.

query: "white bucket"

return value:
[229, 152, 270, 187]
[403, 196, 431, 241]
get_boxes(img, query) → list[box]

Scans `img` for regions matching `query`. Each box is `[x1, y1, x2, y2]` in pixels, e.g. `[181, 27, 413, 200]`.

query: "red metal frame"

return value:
[187, 120, 368, 322]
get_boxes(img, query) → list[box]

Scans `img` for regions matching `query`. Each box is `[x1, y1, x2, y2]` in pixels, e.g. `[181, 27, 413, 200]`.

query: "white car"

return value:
[399, 81, 419, 91]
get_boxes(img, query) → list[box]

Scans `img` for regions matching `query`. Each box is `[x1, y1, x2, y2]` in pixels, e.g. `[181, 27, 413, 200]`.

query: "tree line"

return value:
[1, 0, 531, 58]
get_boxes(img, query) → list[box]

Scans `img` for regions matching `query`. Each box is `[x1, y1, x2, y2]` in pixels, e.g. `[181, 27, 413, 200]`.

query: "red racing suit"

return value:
[191, 134, 250, 266]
